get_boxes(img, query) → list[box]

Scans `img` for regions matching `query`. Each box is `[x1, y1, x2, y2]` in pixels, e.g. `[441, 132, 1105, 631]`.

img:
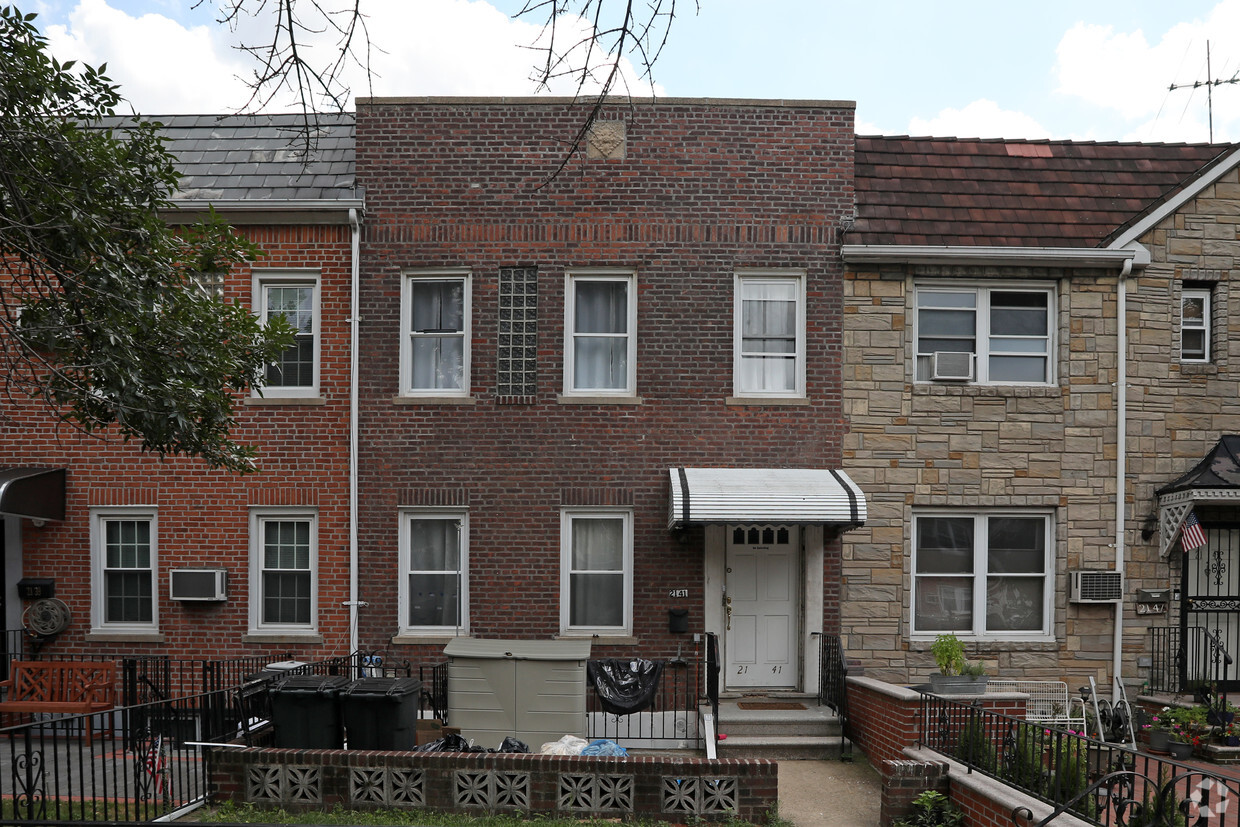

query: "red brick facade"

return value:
[354, 98, 855, 681]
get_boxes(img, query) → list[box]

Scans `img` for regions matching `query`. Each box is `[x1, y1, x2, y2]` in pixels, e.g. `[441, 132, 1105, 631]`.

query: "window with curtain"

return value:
[734, 273, 805, 396]
[91, 508, 158, 631]
[403, 273, 470, 395]
[251, 511, 316, 632]
[1181, 285, 1212, 362]
[912, 511, 1052, 638]
[915, 284, 1053, 384]
[565, 272, 635, 395]
[254, 271, 320, 397]
[402, 514, 466, 631]
[561, 510, 632, 633]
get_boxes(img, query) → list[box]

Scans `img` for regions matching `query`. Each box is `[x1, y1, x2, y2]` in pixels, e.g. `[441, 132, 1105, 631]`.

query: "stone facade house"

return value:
[352, 97, 865, 695]
[840, 136, 1240, 692]
[1, 115, 360, 664]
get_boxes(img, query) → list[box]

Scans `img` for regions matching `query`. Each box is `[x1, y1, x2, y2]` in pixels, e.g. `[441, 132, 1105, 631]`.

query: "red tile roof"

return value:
[850, 136, 1235, 248]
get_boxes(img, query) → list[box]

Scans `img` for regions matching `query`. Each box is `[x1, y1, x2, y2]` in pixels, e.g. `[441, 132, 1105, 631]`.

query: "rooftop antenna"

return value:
[1168, 40, 1240, 142]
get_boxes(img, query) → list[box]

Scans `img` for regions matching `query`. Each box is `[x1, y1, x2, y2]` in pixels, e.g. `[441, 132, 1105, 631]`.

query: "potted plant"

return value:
[928, 633, 989, 694]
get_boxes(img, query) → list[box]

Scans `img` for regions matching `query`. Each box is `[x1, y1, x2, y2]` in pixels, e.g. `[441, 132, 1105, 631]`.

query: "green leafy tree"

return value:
[0, 6, 293, 473]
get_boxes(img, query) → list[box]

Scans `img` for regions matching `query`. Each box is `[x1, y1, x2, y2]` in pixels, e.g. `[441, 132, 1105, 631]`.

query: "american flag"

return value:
[1182, 511, 1207, 551]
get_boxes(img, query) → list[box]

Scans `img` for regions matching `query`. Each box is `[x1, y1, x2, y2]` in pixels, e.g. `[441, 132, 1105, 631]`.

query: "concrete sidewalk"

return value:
[778, 757, 882, 826]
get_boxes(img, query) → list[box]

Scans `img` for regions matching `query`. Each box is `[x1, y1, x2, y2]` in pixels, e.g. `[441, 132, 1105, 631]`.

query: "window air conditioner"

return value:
[169, 568, 227, 602]
[1068, 570, 1123, 604]
[931, 351, 974, 381]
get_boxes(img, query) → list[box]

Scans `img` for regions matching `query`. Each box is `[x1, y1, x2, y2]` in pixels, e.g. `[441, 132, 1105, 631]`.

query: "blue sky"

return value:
[30, 0, 1240, 142]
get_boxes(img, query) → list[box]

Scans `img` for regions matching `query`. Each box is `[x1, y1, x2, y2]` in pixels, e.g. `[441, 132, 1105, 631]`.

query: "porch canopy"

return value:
[0, 467, 66, 522]
[1156, 435, 1240, 556]
[668, 467, 866, 529]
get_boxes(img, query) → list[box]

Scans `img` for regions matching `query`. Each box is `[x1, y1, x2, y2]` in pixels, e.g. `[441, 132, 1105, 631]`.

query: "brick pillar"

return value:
[879, 759, 950, 826]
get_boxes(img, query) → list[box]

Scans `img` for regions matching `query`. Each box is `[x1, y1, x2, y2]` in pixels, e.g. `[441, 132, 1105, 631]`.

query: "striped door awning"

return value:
[668, 467, 866, 529]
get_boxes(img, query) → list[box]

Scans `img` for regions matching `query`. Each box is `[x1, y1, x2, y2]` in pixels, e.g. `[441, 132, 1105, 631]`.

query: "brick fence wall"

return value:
[209, 744, 779, 823]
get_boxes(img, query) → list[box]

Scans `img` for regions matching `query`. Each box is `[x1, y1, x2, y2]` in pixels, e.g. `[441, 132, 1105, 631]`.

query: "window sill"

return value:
[556, 634, 639, 645]
[556, 395, 643, 405]
[908, 636, 1057, 649]
[391, 633, 471, 645]
[242, 632, 324, 645]
[911, 383, 1062, 398]
[246, 396, 326, 406]
[392, 395, 477, 405]
[1178, 363, 1218, 376]
[86, 631, 165, 644]
[725, 396, 810, 406]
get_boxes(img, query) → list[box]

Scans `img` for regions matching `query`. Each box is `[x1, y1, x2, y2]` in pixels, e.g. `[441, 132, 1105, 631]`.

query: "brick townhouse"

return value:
[0, 115, 360, 663]
[840, 136, 1240, 693]
[352, 98, 866, 695]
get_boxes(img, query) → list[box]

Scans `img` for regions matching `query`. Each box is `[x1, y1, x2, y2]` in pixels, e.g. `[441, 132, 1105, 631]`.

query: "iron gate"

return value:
[1180, 513, 1240, 692]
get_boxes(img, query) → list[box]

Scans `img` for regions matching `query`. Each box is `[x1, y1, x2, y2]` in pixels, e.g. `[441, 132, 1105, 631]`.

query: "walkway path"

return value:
[778, 758, 881, 826]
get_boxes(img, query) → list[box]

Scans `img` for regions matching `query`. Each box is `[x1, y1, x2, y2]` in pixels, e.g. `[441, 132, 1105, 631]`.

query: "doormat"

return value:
[737, 701, 806, 710]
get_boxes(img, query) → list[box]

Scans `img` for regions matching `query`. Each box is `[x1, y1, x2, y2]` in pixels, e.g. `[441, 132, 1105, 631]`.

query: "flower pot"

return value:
[929, 674, 990, 695]
[1147, 728, 1170, 754]
[1168, 741, 1194, 761]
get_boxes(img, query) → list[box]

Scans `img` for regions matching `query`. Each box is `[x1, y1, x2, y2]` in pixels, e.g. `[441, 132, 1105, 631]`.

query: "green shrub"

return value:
[891, 790, 964, 827]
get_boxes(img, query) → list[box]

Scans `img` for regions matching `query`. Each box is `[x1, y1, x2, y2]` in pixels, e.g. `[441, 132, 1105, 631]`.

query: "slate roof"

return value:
[102, 113, 358, 206]
[850, 136, 1236, 248]
[1157, 435, 1240, 495]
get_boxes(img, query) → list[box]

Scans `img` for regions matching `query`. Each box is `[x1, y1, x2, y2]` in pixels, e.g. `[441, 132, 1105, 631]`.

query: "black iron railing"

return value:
[419, 662, 448, 723]
[586, 653, 700, 748]
[819, 634, 852, 761]
[1148, 625, 1233, 695]
[704, 632, 720, 733]
[921, 692, 1239, 826]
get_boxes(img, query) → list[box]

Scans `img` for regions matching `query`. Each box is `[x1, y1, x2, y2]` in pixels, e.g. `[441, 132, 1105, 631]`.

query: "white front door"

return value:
[725, 525, 799, 689]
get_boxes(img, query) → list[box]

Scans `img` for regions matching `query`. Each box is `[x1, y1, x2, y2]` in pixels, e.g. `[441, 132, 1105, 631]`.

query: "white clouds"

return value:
[41, 0, 655, 114]
[906, 100, 1052, 140]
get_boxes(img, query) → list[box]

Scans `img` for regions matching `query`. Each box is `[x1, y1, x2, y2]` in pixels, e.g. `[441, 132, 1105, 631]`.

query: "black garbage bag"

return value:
[412, 733, 486, 753]
[588, 658, 665, 715]
[497, 736, 530, 753]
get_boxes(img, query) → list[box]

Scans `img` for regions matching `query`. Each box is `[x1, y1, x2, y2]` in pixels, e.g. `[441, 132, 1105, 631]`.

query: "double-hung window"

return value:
[399, 511, 468, 634]
[734, 271, 807, 398]
[254, 271, 319, 397]
[912, 511, 1053, 638]
[91, 508, 157, 632]
[250, 510, 316, 633]
[402, 271, 471, 396]
[915, 285, 1053, 384]
[564, 271, 636, 396]
[560, 509, 633, 635]
[1181, 286, 1212, 362]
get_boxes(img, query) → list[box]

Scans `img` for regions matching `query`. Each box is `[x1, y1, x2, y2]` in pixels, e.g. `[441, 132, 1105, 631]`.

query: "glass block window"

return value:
[497, 267, 538, 398]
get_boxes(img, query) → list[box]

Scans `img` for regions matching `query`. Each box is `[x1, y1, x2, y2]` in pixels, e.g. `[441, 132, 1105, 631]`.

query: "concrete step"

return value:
[710, 699, 847, 759]
[715, 733, 848, 761]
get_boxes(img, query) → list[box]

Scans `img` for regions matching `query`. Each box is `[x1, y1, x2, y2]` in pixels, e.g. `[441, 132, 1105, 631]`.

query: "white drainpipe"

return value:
[348, 208, 362, 655]
[1113, 258, 1131, 697]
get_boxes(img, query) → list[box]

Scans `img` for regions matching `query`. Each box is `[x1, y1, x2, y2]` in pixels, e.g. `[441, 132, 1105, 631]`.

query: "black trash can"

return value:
[269, 674, 350, 749]
[341, 677, 422, 750]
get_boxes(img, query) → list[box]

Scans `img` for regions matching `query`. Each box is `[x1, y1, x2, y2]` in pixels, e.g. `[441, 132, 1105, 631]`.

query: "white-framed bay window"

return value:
[911, 510, 1053, 639]
[249, 509, 317, 634]
[1181, 286, 1212, 363]
[253, 270, 320, 397]
[399, 510, 468, 634]
[915, 283, 1054, 384]
[401, 270, 471, 397]
[91, 507, 158, 632]
[564, 270, 636, 396]
[560, 508, 633, 635]
[733, 270, 807, 398]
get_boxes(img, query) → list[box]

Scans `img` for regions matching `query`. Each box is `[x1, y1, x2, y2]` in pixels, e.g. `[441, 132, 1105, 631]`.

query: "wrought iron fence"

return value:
[419, 661, 448, 723]
[1149, 625, 1234, 695]
[585, 651, 703, 749]
[818, 634, 852, 761]
[921, 692, 1240, 826]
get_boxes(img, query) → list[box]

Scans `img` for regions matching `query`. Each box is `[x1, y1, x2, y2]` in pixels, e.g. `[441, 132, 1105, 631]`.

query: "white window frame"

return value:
[563, 270, 637, 397]
[914, 282, 1056, 385]
[1181, 286, 1212, 363]
[733, 269, 807, 398]
[249, 508, 318, 635]
[90, 507, 158, 633]
[252, 270, 321, 398]
[398, 509, 469, 636]
[910, 510, 1054, 640]
[400, 269, 472, 397]
[559, 508, 634, 636]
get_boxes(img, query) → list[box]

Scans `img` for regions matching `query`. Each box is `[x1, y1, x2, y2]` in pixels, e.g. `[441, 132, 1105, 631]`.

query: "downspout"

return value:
[348, 208, 362, 655]
[1113, 258, 1131, 696]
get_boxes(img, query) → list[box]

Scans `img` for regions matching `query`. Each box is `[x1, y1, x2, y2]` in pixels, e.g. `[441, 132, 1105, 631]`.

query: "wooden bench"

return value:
[0, 661, 117, 742]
